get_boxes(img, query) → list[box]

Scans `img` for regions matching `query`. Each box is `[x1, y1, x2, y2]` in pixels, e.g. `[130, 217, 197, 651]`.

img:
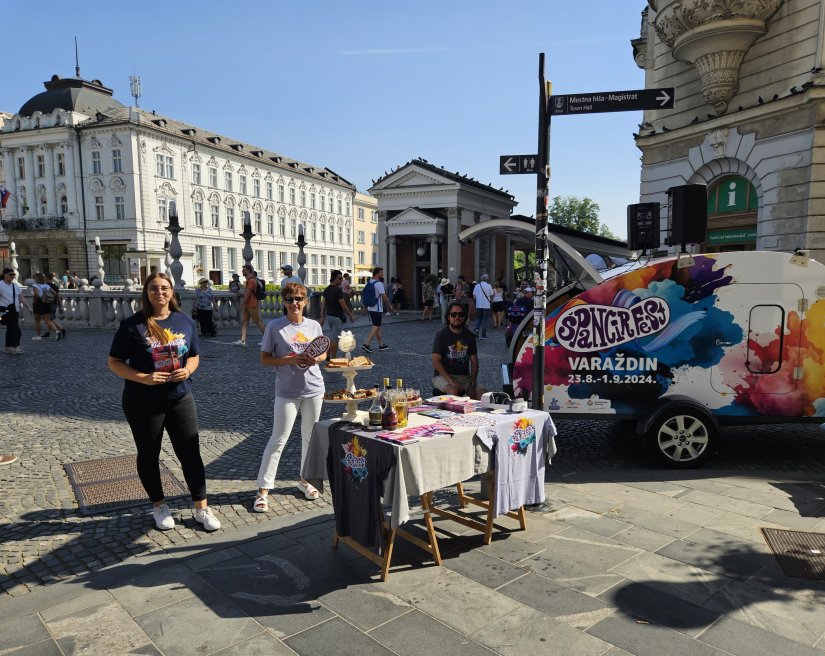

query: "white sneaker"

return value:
[152, 503, 175, 530]
[232, 339, 247, 347]
[194, 506, 221, 531]
[31, 336, 42, 341]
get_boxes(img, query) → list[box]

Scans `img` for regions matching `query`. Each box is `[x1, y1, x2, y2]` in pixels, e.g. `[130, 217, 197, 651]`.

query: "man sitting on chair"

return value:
[432, 301, 486, 399]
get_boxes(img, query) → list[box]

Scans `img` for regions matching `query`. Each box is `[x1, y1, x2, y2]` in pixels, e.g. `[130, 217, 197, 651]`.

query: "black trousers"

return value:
[122, 392, 207, 503]
[196, 309, 216, 336]
[3, 308, 21, 348]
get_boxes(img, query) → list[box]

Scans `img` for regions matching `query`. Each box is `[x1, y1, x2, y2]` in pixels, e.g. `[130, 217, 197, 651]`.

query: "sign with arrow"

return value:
[500, 154, 540, 175]
[549, 88, 674, 115]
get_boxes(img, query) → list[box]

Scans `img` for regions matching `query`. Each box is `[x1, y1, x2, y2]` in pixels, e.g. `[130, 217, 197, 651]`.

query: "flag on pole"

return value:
[0, 187, 10, 209]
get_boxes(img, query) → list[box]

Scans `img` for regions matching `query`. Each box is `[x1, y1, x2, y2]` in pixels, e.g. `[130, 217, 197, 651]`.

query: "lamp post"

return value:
[240, 210, 255, 270]
[296, 223, 307, 283]
[166, 201, 184, 290]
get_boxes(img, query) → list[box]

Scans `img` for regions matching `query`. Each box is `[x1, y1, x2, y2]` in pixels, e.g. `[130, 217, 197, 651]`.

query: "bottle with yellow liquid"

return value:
[393, 378, 408, 428]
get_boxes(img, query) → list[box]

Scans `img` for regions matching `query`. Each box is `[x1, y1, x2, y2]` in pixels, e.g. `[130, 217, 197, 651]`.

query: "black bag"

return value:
[0, 307, 8, 326]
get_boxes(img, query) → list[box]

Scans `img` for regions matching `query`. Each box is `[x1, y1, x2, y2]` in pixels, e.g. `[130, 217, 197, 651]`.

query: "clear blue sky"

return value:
[5, 1, 647, 238]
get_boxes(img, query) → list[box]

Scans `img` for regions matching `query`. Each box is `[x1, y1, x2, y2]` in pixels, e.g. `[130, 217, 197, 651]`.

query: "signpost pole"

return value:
[532, 53, 550, 411]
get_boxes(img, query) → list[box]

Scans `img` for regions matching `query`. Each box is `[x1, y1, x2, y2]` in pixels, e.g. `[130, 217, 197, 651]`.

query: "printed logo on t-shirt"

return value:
[288, 330, 310, 354]
[447, 340, 469, 366]
[340, 436, 368, 484]
[509, 417, 536, 455]
[143, 327, 188, 373]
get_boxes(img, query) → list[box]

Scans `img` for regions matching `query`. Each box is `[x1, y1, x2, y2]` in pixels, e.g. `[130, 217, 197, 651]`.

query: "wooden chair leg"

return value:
[517, 504, 527, 531]
[456, 481, 468, 508]
[420, 493, 443, 565]
[381, 529, 397, 581]
[483, 476, 496, 545]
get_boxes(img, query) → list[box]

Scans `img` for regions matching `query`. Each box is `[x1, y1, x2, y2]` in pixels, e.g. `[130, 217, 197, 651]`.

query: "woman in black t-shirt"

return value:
[107, 272, 221, 533]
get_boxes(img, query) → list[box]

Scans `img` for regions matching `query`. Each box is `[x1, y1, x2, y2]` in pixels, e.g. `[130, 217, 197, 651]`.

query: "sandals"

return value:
[297, 481, 320, 500]
[253, 493, 269, 513]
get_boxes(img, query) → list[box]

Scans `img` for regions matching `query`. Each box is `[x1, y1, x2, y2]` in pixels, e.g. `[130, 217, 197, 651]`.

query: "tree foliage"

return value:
[549, 196, 618, 240]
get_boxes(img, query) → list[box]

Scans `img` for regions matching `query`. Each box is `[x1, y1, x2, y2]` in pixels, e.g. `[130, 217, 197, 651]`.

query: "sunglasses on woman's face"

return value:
[284, 296, 305, 303]
[449, 312, 465, 318]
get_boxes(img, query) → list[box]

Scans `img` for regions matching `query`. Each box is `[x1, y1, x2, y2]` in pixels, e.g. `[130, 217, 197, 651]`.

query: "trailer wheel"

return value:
[645, 408, 715, 468]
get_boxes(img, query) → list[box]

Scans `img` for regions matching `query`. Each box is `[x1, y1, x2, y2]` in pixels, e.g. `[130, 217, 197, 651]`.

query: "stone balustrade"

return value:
[13, 287, 364, 329]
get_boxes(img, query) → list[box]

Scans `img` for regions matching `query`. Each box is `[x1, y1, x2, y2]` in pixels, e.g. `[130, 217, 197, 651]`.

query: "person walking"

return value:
[30, 273, 63, 341]
[437, 277, 454, 325]
[341, 272, 355, 317]
[195, 278, 217, 337]
[491, 279, 506, 330]
[472, 273, 494, 339]
[107, 272, 221, 532]
[393, 279, 405, 315]
[233, 264, 266, 347]
[44, 272, 67, 340]
[421, 276, 436, 321]
[1, 267, 30, 355]
[319, 269, 354, 358]
[254, 281, 327, 511]
[279, 264, 303, 287]
[361, 267, 391, 352]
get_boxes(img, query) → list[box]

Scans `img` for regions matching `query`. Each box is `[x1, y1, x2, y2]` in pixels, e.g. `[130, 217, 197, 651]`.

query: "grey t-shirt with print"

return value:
[261, 316, 325, 399]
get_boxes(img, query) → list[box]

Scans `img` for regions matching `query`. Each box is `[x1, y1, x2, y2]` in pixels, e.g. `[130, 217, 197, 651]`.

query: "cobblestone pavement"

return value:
[2, 313, 825, 597]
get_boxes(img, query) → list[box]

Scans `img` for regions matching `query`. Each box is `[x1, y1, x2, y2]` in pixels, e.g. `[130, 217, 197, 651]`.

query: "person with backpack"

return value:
[31, 273, 63, 342]
[360, 266, 392, 352]
[44, 272, 67, 340]
[233, 264, 266, 347]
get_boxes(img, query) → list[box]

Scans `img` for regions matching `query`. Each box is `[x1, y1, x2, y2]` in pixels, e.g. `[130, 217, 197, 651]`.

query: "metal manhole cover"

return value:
[761, 528, 825, 580]
[64, 455, 188, 516]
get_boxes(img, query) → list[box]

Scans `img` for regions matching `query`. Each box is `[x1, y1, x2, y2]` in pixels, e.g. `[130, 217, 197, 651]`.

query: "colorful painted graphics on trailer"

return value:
[513, 251, 825, 421]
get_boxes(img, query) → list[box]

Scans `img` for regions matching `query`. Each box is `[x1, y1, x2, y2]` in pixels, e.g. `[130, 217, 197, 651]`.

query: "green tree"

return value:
[549, 196, 618, 240]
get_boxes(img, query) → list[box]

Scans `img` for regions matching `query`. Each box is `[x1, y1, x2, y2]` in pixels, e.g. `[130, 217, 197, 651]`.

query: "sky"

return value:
[4, 1, 647, 238]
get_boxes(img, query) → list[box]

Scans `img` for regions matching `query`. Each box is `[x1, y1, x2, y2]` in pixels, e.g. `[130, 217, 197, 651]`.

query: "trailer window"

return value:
[746, 305, 784, 374]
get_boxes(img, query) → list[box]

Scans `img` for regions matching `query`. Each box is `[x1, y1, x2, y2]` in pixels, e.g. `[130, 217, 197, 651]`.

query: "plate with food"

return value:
[325, 355, 374, 371]
[323, 388, 379, 402]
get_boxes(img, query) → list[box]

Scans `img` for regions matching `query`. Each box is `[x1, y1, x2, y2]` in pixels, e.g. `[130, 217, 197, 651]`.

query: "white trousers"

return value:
[256, 396, 323, 490]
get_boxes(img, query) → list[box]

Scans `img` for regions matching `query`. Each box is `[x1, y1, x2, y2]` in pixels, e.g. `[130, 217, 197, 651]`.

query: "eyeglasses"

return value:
[148, 286, 172, 294]
[449, 312, 465, 318]
[284, 296, 305, 303]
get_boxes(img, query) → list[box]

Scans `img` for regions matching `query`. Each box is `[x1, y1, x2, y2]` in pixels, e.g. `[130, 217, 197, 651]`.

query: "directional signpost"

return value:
[549, 87, 674, 115]
[500, 154, 540, 175]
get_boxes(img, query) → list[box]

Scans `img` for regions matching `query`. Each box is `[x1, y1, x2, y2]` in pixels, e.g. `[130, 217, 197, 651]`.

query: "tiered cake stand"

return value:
[324, 358, 375, 421]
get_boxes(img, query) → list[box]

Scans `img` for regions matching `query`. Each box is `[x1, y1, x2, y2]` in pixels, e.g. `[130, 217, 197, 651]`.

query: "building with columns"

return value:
[368, 159, 518, 306]
[633, 0, 825, 260]
[0, 73, 356, 285]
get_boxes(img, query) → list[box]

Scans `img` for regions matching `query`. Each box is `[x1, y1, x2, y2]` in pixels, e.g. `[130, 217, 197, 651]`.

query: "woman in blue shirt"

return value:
[107, 272, 221, 532]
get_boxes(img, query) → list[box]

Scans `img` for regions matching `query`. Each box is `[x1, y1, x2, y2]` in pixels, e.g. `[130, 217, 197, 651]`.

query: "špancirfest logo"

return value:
[556, 297, 670, 351]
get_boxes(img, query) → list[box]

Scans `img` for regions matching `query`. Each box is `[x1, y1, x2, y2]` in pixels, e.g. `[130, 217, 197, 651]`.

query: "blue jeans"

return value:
[474, 308, 489, 337]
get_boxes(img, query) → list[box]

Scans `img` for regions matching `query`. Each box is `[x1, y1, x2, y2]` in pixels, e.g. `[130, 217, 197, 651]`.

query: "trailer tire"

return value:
[645, 408, 716, 468]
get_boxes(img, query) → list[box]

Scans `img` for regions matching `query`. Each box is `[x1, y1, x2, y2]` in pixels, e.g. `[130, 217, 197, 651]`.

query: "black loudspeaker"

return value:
[667, 184, 707, 245]
[627, 203, 660, 251]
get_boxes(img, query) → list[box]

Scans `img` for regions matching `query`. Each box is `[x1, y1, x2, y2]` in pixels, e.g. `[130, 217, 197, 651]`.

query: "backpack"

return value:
[41, 283, 58, 305]
[361, 280, 377, 307]
[255, 277, 267, 301]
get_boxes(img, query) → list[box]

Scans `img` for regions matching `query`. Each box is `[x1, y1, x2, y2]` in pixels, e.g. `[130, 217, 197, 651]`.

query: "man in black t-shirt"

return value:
[432, 301, 484, 399]
[319, 270, 355, 357]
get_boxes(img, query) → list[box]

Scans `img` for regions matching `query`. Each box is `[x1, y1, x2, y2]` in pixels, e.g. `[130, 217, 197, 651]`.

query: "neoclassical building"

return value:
[634, 0, 825, 259]
[0, 73, 356, 285]
[369, 159, 518, 304]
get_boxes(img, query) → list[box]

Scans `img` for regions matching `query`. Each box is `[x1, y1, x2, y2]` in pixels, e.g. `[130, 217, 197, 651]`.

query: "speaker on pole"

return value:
[666, 184, 707, 246]
[627, 202, 660, 252]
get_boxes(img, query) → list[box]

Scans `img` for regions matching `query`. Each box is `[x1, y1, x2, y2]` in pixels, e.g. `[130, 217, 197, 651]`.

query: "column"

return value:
[427, 235, 439, 274]
[446, 207, 461, 279]
[387, 236, 398, 277]
[489, 233, 497, 280]
[43, 145, 57, 216]
[3, 149, 17, 216]
[63, 144, 78, 220]
[505, 236, 514, 292]
[376, 210, 388, 269]
[23, 147, 36, 216]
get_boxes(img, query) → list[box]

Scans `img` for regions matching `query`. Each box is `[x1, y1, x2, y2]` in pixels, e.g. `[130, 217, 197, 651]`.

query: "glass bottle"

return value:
[393, 378, 408, 428]
[368, 385, 383, 428]
[380, 377, 391, 408]
[381, 390, 398, 430]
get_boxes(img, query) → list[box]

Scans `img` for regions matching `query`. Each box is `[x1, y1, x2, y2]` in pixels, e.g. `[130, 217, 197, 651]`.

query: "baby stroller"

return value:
[504, 305, 529, 347]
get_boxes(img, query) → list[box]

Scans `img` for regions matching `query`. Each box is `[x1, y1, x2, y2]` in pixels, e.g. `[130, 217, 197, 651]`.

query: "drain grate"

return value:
[64, 455, 188, 516]
[761, 528, 825, 580]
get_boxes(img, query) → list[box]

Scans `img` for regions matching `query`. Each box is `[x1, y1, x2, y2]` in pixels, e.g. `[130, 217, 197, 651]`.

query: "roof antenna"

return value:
[74, 36, 80, 77]
[129, 72, 142, 107]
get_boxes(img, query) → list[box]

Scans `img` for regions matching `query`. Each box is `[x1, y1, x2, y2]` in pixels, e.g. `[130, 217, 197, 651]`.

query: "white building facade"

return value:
[0, 74, 355, 285]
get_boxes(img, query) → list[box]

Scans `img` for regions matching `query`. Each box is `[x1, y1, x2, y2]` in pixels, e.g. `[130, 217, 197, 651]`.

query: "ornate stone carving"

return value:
[708, 128, 728, 159]
[650, 0, 784, 113]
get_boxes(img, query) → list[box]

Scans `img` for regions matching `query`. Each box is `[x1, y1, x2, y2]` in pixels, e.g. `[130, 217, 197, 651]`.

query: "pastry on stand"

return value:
[323, 331, 374, 421]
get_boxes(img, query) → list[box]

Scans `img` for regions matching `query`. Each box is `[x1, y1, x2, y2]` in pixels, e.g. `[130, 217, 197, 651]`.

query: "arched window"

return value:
[705, 176, 758, 252]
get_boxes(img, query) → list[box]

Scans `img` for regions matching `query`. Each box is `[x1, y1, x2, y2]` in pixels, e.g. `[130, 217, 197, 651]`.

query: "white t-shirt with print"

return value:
[261, 316, 325, 398]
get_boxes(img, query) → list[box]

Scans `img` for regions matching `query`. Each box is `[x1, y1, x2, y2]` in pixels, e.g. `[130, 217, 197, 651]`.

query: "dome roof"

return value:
[19, 75, 125, 117]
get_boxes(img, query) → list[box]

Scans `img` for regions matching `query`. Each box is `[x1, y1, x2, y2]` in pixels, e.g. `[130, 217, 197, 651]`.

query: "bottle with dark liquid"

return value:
[368, 385, 383, 428]
[381, 391, 398, 430]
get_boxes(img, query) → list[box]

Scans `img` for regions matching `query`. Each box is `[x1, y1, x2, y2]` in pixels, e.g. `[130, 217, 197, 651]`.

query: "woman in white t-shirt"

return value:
[491, 280, 506, 330]
[254, 281, 327, 511]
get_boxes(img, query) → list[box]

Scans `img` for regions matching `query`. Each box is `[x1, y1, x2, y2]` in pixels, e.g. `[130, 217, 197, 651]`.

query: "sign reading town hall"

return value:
[549, 88, 674, 115]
